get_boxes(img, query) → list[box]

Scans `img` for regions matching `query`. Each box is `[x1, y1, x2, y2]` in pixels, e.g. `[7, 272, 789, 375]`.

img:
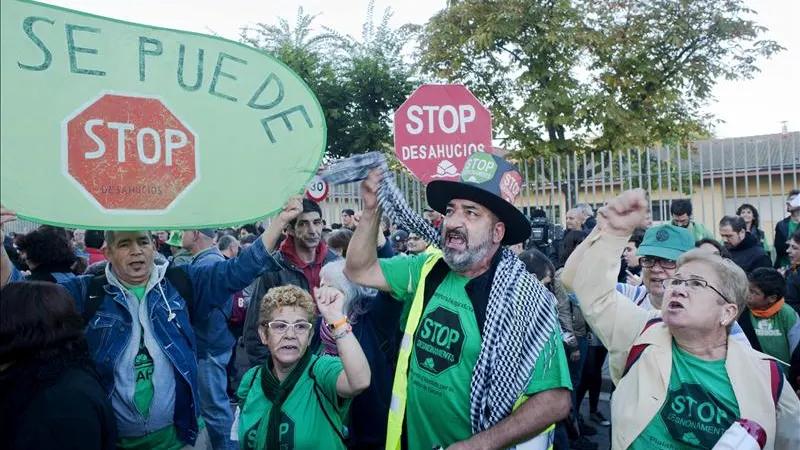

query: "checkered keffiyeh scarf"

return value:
[322, 153, 559, 439]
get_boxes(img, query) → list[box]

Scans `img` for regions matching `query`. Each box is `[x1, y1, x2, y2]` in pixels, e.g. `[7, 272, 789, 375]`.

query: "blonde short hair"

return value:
[676, 249, 748, 318]
[258, 285, 316, 326]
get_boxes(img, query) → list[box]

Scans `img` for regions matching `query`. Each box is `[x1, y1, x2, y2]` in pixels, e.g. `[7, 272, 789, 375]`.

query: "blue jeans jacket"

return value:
[8, 237, 276, 445]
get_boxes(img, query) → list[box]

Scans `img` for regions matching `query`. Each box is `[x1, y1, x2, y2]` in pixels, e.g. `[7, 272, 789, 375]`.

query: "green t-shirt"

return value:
[117, 285, 184, 450]
[631, 341, 740, 450]
[750, 305, 800, 371]
[379, 253, 572, 450]
[236, 355, 349, 450]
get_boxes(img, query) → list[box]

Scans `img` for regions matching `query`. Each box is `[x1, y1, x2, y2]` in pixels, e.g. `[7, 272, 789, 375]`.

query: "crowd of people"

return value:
[1, 156, 799, 450]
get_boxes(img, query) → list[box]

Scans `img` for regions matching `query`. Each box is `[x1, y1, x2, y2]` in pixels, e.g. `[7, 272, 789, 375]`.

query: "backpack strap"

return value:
[622, 318, 663, 378]
[164, 267, 194, 317]
[308, 356, 347, 444]
[737, 309, 763, 352]
[83, 274, 109, 323]
[769, 359, 783, 408]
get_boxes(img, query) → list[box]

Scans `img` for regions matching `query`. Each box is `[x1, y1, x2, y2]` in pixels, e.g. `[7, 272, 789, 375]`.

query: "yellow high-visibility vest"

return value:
[385, 253, 554, 450]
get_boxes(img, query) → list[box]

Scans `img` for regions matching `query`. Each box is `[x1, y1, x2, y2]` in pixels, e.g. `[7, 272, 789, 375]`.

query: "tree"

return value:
[420, 0, 783, 157]
[241, 2, 421, 159]
[241, 8, 350, 157]
[579, 0, 783, 152]
[328, 0, 421, 158]
[420, 0, 584, 155]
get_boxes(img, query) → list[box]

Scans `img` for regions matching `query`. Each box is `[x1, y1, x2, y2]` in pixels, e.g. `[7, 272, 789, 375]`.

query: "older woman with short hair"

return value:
[562, 189, 800, 450]
[234, 284, 370, 450]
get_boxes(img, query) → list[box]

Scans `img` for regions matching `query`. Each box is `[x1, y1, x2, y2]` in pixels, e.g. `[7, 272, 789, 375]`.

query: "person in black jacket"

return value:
[0, 281, 117, 450]
[719, 215, 772, 274]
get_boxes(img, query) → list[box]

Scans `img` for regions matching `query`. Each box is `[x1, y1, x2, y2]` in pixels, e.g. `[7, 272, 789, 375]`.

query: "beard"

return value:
[442, 227, 494, 273]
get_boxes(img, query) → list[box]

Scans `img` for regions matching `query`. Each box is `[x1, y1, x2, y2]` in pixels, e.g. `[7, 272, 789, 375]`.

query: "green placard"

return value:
[0, 0, 326, 230]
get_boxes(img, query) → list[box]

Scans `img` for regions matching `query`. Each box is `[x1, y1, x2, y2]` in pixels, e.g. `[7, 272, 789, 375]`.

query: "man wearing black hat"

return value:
[345, 153, 571, 450]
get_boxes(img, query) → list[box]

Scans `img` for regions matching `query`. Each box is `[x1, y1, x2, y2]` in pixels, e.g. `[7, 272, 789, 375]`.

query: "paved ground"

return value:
[574, 392, 612, 450]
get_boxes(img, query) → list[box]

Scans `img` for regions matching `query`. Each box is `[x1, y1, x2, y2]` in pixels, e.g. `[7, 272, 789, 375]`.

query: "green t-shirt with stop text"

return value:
[630, 341, 740, 450]
[235, 355, 350, 450]
[379, 253, 572, 450]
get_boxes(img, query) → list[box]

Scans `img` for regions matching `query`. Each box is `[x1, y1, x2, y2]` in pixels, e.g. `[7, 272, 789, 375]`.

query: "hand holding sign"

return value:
[277, 195, 304, 226]
[0, 1, 326, 230]
[0, 205, 17, 243]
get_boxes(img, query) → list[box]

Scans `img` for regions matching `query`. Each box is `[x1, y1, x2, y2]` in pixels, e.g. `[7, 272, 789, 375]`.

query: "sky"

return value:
[46, 0, 799, 138]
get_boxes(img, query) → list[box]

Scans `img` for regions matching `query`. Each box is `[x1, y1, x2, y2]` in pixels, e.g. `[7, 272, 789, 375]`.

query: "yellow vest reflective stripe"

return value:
[386, 253, 442, 450]
[385, 253, 554, 450]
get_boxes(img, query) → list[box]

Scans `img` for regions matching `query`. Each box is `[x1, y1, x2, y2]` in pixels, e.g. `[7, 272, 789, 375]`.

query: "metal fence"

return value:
[319, 131, 799, 247]
[6, 132, 799, 250]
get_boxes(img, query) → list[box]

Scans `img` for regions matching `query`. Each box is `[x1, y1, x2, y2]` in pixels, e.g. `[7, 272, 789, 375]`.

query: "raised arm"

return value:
[315, 286, 371, 397]
[561, 190, 654, 383]
[186, 197, 303, 313]
[344, 170, 391, 292]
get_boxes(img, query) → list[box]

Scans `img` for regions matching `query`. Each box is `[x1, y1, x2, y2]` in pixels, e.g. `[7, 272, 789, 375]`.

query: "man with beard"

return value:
[242, 198, 340, 367]
[345, 154, 571, 450]
[719, 215, 772, 274]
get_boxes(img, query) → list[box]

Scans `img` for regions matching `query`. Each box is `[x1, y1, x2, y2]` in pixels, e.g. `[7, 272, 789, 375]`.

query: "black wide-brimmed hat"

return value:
[426, 153, 531, 245]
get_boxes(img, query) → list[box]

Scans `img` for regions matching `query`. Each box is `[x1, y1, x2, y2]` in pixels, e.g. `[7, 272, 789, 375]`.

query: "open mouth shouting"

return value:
[276, 342, 300, 356]
[128, 260, 147, 272]
[666, 300, 685, 312]
[445, 229, 467, 251]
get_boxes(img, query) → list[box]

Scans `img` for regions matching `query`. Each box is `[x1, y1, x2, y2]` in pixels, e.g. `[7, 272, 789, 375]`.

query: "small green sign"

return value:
[0, 0, 326, 230]
[460, 152, 498, 184]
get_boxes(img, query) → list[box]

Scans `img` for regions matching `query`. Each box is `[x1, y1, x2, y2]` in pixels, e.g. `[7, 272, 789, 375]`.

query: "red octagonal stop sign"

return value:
[62, 93, 198, 212]
[394, 84, 492, 185]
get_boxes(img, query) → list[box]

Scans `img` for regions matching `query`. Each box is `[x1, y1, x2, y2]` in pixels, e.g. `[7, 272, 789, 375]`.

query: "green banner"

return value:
[0, 0, 326, 230]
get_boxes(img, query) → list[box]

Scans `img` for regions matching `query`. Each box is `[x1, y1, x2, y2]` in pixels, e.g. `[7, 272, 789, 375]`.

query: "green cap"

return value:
[166, 230, 183, 247]
[637, 224, 695, 261]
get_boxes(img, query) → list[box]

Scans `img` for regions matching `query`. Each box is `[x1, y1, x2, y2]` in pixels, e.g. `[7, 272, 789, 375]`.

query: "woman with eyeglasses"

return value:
[233, 285, 370, 450]
[563, 190, 800, 450]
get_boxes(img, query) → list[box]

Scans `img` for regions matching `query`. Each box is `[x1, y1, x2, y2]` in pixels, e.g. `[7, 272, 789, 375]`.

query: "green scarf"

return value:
[260, 350, 313, 450]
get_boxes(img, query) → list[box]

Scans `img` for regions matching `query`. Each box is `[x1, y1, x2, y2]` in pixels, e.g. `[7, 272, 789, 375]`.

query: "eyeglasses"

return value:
[263, 321, 313, 334]
[640, 257, 677, 269]
[661, 277, 732, 304]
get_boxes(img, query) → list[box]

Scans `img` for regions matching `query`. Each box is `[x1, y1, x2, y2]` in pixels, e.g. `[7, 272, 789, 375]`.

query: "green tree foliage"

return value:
[242, 2, 420, 159]
[420, 0, 783, 157]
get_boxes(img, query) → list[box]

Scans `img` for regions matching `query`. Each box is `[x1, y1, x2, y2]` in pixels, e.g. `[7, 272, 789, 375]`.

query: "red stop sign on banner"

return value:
[394, 84, 492, 184]
[63, 93, 198, 211]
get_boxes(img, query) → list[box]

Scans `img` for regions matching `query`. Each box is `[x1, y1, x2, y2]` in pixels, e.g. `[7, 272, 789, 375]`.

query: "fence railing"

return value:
[320, 132, 799, 248]
[6, 132, 798, 250]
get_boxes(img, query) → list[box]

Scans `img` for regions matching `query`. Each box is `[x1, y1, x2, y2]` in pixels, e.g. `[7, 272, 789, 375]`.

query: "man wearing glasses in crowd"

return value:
[616, 224, 751, 347]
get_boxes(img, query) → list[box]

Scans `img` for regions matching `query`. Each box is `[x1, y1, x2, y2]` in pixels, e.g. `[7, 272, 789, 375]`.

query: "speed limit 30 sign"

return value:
[305, 175, 328, 202]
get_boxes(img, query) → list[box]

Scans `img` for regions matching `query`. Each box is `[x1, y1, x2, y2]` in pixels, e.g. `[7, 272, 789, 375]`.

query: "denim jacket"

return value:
[8, 237, 277, 445]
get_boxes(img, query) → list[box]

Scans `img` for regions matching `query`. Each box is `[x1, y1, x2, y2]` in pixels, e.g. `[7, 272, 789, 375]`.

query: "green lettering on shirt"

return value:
[750, 305, 799, 373]
[630, 341, 740, 450]
[379, 253, 573, 449]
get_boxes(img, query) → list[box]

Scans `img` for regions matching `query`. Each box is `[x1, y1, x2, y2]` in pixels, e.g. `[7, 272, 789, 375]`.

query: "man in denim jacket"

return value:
[0, 197, 303, 450]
